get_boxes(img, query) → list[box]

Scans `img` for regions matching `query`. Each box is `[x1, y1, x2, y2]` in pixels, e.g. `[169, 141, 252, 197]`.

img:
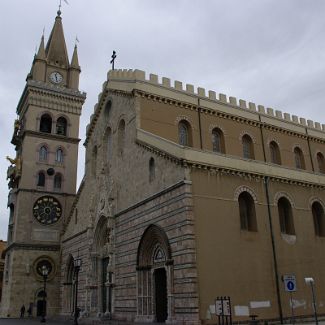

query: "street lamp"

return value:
[40, 265, 49, 323]
[73, 257, 82, 325]
[304, 277, 318, 325]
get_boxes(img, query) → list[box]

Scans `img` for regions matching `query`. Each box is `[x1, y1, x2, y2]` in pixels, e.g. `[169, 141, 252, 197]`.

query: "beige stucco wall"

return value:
[190, 168, 325, 322]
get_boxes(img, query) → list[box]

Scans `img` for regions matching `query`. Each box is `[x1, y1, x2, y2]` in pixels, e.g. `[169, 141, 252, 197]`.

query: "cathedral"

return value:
[2, 9, 325, 325]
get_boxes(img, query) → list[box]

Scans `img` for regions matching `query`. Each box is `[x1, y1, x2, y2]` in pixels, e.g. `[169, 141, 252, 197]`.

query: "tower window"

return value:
[317, 152, 325, 174]
[55, 148, 64, 163]
[312, 202, 325, 237]
[212, 128, 225, 153]
[118, 120, 125, 155]
[242, 134, 254, 159]
[238, 191, 257, 231]
[40, 114, 52, 133]
[92, 146, 97, 176]
[178, 120, 192, 147]
[149, 157, 155, 182]
[39, 146, 48, 161]
[278, 197, 295, 235]
[56, 117, 67, 136]
[269, 141, 281, 165]
[54, 173, 62, 189]
[104, 128, 112, 161]
[294, 147, 305, 169]
[37, 172, 45, 187]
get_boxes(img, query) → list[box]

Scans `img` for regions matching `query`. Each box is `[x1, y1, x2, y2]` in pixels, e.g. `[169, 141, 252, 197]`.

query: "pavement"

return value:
[0, 318, 325, 325]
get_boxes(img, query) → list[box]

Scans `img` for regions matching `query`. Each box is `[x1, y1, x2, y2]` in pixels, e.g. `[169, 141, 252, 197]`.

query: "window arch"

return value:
[178, 120, 192, 147]
[56, 117, 67, 136]
[92, 146, 97, 176]
[269, 141, 281, 165]
[317, 152, 325, 174]
[103, 127, 112, 161]
[40, 114, 52, 133]
[212, 128, 225, 153]
[39, 146, 48, 162]
[238, 191, 257, 231]
[37, 171, 45, 187]
[118, 120, 125, 154]
[104, 100, 112, 119]
[54, 173, 62, 190]
[149, 157, 155, 182]
[55, 148, 64, 163]
[278, 197, 295, 235]
[294, 147, 305, 169]
[312, 201, 325, 237]
[242, 134, 254, 159]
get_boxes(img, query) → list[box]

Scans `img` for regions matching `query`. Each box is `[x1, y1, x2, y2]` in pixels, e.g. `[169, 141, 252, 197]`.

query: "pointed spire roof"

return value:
[70, 44, 80, 69]
[36, 35, 46, 60]
[45, 12, 69, 67]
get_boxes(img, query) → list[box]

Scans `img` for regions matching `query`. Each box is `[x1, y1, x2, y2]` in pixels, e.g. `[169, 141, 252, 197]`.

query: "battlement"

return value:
[105, 69, 325, 133]
[85, 69, 325, 142]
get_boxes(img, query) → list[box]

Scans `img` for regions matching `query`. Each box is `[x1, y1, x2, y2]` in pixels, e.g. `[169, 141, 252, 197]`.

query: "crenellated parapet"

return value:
[85, 69, 325, 144]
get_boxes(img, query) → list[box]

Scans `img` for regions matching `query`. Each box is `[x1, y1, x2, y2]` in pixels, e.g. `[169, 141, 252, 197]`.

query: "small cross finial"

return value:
[110, 50, 117, 70]
[75, 35, 80, 47]
[58, 0, 69, 16]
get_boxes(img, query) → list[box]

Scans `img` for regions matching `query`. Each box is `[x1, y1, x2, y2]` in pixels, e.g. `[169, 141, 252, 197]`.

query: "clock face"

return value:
[33, 196, 62, 225]
[49, 71, 63, 84]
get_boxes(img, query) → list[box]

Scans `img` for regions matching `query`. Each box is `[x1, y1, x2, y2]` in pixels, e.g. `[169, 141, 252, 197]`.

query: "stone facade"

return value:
[3, 10, 325, 325]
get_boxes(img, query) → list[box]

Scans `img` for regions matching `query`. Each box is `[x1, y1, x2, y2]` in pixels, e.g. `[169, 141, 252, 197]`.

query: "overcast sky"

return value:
[1, 0, 325, 240]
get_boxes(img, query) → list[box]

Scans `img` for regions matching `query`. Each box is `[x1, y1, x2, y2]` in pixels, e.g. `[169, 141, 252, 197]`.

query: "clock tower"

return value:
[1, 10, 86, 317]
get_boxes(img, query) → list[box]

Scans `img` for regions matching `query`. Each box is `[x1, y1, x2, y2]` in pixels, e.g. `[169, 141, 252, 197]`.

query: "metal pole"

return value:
[290, 291, 295, 324]
[40, 275, 47, 323]
[74, 268, 79, 325]
[264, 176, 284, 323]
[310, 282, 318, 325]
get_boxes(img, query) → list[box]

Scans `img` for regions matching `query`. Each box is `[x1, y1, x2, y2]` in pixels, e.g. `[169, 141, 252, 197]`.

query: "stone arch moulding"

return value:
[209, 124, 227, 135]
[309, 197, 325, 210]
[137, 224, 172, 267]
[291, 143, 307, 155]
[175, 115, 196, 130]
[266, 137, 281, 147]
[274, 191, 295, 208]
[234, 185, 258, 203]
[238, 130, 257, 144]
[136, 224, 174, 323]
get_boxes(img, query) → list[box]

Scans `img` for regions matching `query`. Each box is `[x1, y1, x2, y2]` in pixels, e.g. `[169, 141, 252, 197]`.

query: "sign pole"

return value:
[290, 291, 295, 324]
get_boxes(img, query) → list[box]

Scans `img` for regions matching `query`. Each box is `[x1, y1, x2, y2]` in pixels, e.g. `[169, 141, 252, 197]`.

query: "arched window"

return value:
[294, 147, 305, 169]
[238, 192, 257, 231]
[269, 141, 281, 165]
[178, 120, 192, 147]
[37, 172, 45, 187]
[92, 146, 97, 176]
[278, 197, 295, 235]
[317, 152, 325, 174]
[39, 146, 48, 161]
[55, 148, 64, 163]
[212, 128, 225, 153]
[56, 117, 67, 136]
[40, 114, 52, 133]
[242, 134, 254, 159]
[104, 128, 112, 161]
[312, 202, 325, 237]
[54, 173, 62, 190]
[118, 120, 125, 154]
[104, 100, 112, 119]
[149, 157, 155, 182]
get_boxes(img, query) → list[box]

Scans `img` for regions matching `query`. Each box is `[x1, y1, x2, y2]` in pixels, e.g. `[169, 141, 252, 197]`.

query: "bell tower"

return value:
[1, 10, 86, 317]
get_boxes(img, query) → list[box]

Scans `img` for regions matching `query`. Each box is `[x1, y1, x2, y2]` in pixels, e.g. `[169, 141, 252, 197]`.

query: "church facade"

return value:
[2, 11, 325, 325]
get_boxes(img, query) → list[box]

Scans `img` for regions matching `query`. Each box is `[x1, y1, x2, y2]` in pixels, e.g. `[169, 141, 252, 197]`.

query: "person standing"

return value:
[20, 305, 25, 318]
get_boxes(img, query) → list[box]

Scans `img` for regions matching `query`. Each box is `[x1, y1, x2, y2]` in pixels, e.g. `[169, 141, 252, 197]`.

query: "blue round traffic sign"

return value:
[287, 281, 294, 291]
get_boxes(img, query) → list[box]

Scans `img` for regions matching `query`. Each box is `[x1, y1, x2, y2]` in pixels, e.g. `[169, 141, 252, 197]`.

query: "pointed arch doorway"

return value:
[136, 225, 174, 323]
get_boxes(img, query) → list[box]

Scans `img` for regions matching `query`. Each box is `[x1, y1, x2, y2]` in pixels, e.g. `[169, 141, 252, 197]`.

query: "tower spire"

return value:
[45, 12, 69, 67]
